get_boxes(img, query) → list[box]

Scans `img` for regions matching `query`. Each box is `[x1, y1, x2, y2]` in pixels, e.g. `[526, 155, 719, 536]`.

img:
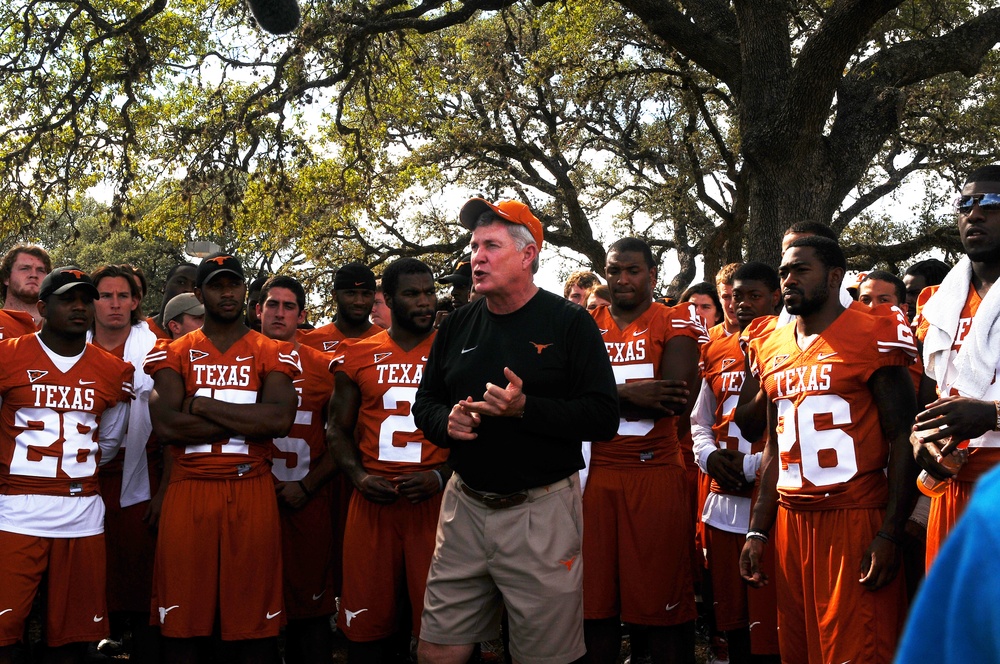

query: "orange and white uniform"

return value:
[0, 333, 133, 647]
[583, 303, 707, 626]
[0, 309, 38, 340]
[748, 306, 915, 664]
[298, 321, 379, 355]
[297, 320, 379, 595]
[269, 344, 337, 620]
[144, 329, 300, 640]
[691, 316, 779, 653]
[333, 330, 448, 641]
[915, 284, 1000, 568]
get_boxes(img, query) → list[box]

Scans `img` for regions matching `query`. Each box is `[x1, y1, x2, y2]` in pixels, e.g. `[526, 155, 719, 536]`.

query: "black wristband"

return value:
[876, 530, 901, 546]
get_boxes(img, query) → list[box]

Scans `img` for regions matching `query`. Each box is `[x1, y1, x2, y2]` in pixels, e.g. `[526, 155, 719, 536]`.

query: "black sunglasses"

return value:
[954, 193, 1000, 214]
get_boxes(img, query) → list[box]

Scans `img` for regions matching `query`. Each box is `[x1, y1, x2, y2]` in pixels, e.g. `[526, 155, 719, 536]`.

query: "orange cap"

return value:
[460, 198, 544, 248]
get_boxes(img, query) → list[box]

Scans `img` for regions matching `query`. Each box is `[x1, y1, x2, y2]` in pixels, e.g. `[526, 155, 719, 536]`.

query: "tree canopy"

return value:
[2, 0, 999, 297]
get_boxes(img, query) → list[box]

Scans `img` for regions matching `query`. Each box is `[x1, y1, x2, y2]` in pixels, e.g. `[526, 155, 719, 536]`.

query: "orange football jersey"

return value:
[299, 321, 379, 355]
[143, 329, 301, 479]
[915, 284, 1000, 480]
[334, 330, 447, 477]
[700, 331, 764, 497]
[0, 335, 135, 496]
[748, 307, 915, 509]
[0, 310, 38, 340]
[590, 302, 708, 468]
[270, 344, 334, 482]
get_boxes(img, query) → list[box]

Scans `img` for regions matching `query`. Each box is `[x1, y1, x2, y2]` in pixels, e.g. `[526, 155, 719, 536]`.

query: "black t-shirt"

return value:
[414, 288, 618, 493]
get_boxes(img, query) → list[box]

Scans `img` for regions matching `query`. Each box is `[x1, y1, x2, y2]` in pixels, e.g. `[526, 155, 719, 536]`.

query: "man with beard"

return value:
[583, 237, 706, 663]
[145, 253, 300, 663]
[912, 164, 1000, 571]
[739, 237, 918, 664]
[147, 263, 197, 339]
[0, 267, 133, 663]
[691, 262, 782, 663]
[0, 244, 51, 336]
[300, 262, 379, 354]
[258, 275, 337, 664]
[328, 258, 449, 662]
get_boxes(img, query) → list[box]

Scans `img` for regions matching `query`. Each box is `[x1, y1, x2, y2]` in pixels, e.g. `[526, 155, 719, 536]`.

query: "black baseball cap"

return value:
[334, 262, 376, 291]
[439, 254, 472, 287]
[196, 253, 245, 287]
[39, 267, 100, 301]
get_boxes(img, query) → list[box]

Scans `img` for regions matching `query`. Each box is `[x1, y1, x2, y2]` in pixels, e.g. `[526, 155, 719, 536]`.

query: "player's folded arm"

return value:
[191, 370, 298, 439]
[148, 367, 233, 445]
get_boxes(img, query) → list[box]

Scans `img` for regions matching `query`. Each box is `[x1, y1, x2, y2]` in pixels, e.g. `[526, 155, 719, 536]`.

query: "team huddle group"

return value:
[0, 168, 998, 664]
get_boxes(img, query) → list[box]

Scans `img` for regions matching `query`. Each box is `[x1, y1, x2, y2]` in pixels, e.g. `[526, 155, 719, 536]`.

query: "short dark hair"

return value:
[260, 275, 306, 312]
[607, 237, 655, 269]
[733, 261, 780, 292]
[782, 220, 838, 241]
[164, 262, 196, 283]
[786, 235, 847, 271]
[903, 259, 951, 288]
[382, 258, 433, 299]
[679, 281, 723, 324]
[91, 264, 143, 326]
[0, 245, 52, 302]
[965, 165, 1000, 185]
[861, 270, 906, 303]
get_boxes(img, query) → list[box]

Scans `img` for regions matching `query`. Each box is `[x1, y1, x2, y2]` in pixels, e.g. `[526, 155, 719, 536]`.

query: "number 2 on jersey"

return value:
[378, 386, 422, 463]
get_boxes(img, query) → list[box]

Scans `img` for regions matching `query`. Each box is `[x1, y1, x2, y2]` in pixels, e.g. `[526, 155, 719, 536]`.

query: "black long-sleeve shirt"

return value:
[413, 289, 619, 494]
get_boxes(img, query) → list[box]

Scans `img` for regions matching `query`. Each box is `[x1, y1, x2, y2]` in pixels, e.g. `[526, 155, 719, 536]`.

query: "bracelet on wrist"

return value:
[876, 530, 901, 546]
[745, 530, 769, 544]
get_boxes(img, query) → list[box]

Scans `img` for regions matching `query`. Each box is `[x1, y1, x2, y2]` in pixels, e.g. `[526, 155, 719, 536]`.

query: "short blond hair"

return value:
[715, 262, 742, 287]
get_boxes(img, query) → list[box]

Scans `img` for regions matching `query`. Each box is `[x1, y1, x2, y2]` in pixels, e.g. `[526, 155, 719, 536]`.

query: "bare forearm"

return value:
[301, 448, 337, 495]
[328, 427, 367, 488]
[152, 409, 234, 446]
[190, 398, 294, 438]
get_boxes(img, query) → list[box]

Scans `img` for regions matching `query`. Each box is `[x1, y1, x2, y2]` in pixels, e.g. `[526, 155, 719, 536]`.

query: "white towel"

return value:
[921, 257, 1000, 399]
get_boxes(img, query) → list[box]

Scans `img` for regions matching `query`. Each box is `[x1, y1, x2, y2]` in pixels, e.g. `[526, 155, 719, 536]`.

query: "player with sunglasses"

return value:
[911, 164, 1000, 572]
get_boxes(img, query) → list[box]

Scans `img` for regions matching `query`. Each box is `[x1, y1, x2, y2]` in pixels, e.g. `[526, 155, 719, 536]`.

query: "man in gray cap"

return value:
[413, 198, 619, 664]
[162, 293, 205, 339]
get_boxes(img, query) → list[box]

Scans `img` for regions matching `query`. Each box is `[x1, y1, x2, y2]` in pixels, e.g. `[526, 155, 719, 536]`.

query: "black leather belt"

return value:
[458, 482, 528, 509]
[456, 476, 573, 509]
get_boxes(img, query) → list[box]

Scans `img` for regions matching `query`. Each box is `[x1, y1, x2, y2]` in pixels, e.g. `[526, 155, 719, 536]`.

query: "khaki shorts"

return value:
[421, 474, 585, 664]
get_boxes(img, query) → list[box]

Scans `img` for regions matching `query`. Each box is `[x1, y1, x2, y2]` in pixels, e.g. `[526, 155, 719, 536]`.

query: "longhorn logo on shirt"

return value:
[189, 349, 210, 362]
[27, 370, 48, 383]
[530, 342, 553, 354]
